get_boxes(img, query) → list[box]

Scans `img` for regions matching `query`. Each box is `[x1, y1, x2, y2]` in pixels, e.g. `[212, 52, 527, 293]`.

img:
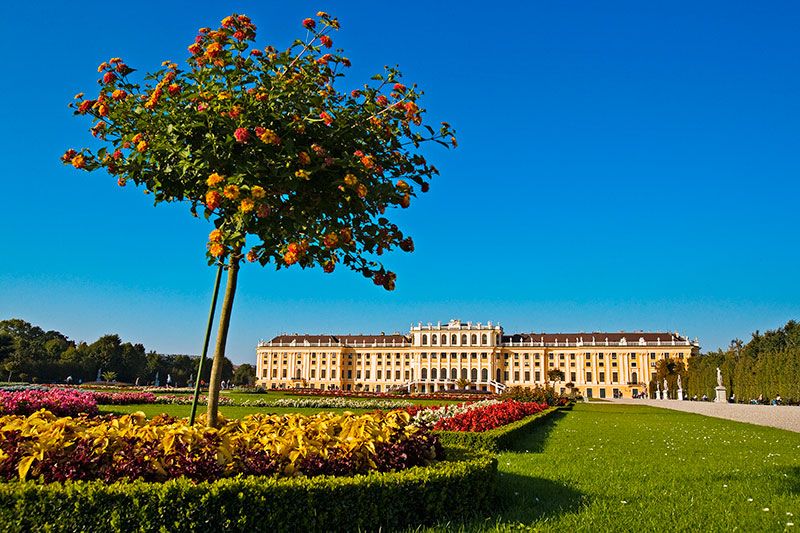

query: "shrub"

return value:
[436, 406, 563, 451]
[0, 409, 439, 483]
[500, 385, 569, 406]
[0, 449, 495, 532]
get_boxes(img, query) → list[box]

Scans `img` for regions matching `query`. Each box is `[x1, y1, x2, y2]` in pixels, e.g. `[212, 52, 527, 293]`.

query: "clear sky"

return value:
[1, 1, 798, 364]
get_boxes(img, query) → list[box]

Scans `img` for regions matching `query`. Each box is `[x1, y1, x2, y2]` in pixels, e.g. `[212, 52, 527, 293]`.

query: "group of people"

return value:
[748, 393, 782, 405]
[687, 392, 784, 405]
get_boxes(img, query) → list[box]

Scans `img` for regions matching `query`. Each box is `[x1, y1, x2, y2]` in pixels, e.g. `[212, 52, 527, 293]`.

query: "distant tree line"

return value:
[0, 318, 234, 386]
[687, 320, 800, 403]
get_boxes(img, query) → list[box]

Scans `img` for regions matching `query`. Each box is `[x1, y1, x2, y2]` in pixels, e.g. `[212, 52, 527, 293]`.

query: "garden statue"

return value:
[155, 371, 160, 387]
[677, 375, 682, 388]
[96, 368, 101, 382]
[716, 367, 723, 387]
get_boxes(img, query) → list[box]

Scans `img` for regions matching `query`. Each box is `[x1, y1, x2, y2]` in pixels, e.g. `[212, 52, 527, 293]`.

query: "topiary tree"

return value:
[64, 13, 456, 426]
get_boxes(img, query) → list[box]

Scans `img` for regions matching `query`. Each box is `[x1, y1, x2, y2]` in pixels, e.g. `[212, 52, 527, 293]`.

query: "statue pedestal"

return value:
[661, 390, 668, 400]
[677, 388, 684, 400]
[714, 386, 727, 403]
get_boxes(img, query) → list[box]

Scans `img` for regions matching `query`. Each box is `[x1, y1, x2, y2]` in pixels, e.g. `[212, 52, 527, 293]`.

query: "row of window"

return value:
[420, 333, 497, 346]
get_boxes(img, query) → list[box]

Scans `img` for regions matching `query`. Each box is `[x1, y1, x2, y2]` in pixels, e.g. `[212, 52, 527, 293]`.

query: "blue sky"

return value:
[1, 1, 798, 364]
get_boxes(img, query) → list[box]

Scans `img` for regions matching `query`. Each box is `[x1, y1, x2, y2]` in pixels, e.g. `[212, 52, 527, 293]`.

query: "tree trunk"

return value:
[206, 253, 240, 427]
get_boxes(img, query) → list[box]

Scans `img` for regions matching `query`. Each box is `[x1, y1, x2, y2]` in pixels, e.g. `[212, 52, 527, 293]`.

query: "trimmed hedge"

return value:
[0, 450, 496, 532]
[435, 405, 568, 451]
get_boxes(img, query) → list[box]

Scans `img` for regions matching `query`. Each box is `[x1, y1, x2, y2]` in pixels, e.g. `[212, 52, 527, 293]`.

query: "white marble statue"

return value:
[716, 367, 723, 387]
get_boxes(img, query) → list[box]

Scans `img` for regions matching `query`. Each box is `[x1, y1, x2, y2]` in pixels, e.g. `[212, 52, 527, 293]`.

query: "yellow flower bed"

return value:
[0, 409, 438, 483]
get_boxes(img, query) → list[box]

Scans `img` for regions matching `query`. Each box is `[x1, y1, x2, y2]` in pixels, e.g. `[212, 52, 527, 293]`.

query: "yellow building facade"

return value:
[255, 319, 700, 399]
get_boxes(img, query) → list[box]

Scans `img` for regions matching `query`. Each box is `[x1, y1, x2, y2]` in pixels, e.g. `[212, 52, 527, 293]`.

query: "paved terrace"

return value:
[612, 398, 800, 433]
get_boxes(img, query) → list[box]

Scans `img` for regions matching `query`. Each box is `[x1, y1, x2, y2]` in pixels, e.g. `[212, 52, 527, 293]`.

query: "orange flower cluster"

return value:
[144, 70, 176, 110]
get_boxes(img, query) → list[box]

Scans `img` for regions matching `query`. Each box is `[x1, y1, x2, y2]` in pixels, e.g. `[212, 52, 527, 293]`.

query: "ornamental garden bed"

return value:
[407, 399, 571, 451]
[0, 407, 497, 531]
[0, 448, 496, 532]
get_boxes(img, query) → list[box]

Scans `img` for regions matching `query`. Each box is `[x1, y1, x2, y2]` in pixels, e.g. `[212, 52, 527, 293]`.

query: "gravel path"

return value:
[610, 398, 800, 433]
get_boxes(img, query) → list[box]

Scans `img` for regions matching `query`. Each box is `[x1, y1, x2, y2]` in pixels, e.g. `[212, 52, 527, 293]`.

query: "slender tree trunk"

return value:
[206, 252, 240, 427]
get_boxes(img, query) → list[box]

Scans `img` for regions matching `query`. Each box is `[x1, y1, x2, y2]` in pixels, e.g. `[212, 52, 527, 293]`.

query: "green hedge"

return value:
[0, 450, 496, 532]
[435, 405, 568, 451]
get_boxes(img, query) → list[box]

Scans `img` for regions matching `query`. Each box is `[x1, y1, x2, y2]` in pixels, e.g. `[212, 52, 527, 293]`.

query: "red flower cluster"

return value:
[433, 400, 547, 432]
[0, 389, 98, 417]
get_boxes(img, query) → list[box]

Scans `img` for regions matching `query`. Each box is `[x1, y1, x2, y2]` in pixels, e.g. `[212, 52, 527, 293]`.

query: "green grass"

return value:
[428, 403, 800, 532]
[98, 404, 374, 418]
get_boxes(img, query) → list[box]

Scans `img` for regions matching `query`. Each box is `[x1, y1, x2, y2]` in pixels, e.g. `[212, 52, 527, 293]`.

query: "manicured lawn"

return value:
[431, 403, 800, 531]
[98, 404, 374, 418]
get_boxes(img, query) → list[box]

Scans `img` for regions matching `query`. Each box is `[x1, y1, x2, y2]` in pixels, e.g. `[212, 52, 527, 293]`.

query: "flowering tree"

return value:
[64, 13, 456, 425]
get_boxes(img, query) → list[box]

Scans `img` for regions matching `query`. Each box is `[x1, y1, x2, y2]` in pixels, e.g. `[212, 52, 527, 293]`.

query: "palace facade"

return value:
[255, 320, 700, 398]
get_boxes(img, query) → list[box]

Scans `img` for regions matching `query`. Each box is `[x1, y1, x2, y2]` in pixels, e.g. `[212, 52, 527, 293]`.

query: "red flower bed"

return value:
[0, 389, 98, 417]
[433, 400, 547, 432]
[90, 391, 158, 405]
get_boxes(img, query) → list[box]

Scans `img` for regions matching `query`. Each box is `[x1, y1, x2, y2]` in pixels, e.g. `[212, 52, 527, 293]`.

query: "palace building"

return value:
[255, 320, 700, 399]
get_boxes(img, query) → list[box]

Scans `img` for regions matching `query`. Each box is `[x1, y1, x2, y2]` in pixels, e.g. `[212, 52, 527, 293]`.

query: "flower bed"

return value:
[0, 389, 97, 417]
[406, 399, 499, 426]
[0, 409, 439, 483]
[152, 394, 234, 406]
[435, 406, 563, 451]
[291, 388, 498, 401]
[0, 448, 496, 532]
[245, 397, 414, 410]
[90, 391, 158, 405]
[433, 400, 548, 432]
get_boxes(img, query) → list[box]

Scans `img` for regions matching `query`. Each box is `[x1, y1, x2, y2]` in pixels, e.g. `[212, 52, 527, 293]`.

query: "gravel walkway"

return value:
[610, 398, 800, 433]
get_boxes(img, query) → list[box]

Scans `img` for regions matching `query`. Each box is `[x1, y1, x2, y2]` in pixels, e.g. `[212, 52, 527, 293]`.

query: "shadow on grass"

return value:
[505, 409, 569, 453]
[780, 466, 800, 494]
[492, 472, 587, 526]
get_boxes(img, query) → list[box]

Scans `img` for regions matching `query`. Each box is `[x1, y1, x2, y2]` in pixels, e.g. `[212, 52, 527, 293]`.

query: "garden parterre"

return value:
[0, 409, 440, 483]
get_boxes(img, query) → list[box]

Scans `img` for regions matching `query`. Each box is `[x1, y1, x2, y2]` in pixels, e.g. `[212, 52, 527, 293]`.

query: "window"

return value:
[461, 368, 468, 380]
[535, 371, 541, 381]
[421, 334, 427, 345]
[524, 371, 530, 382]
[612, 372, 618, 383]
[599, 372, 605, 382]
[471, 334, 477, 344]
[404, 370, 410, 380]
[570, 372, 576, 382]
[441, 367, 447, 380]
[461, 334, 467, 344]
[347, 370, 352, 378]
[395, 370, 400, 380]
[282, 369, 287, 378]
[332, 370, 336, 379]
[481, 334, 487, 344]
[431, 368, 437, 380]
[321, 369, 326, 378]
[357, 370, 362, 379]
[451, 334, 458, 345]
[441, 334, 447, 345]
[272, 369, 277, 378]
[586, 372, 592, 382]
[631, 372, 638, 383]
[451, 368, 458, 380]
[421, 368, 427, 380]
[431, 335, 437, 345]
[504, 371, 509, 380]
[514, 371, 520, 381]
[599, 388, 606, 399]
[377, 370, 382, 379]
[481, 368, 488, 381]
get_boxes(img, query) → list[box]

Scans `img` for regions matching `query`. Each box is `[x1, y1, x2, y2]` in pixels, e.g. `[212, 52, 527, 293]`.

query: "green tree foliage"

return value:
[232, 363, 256, 386]
[64, 12, 454, 427]
[649, 358, 687, 399]
[687, 320, 800, 402]
[0, 319, 232, 385]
